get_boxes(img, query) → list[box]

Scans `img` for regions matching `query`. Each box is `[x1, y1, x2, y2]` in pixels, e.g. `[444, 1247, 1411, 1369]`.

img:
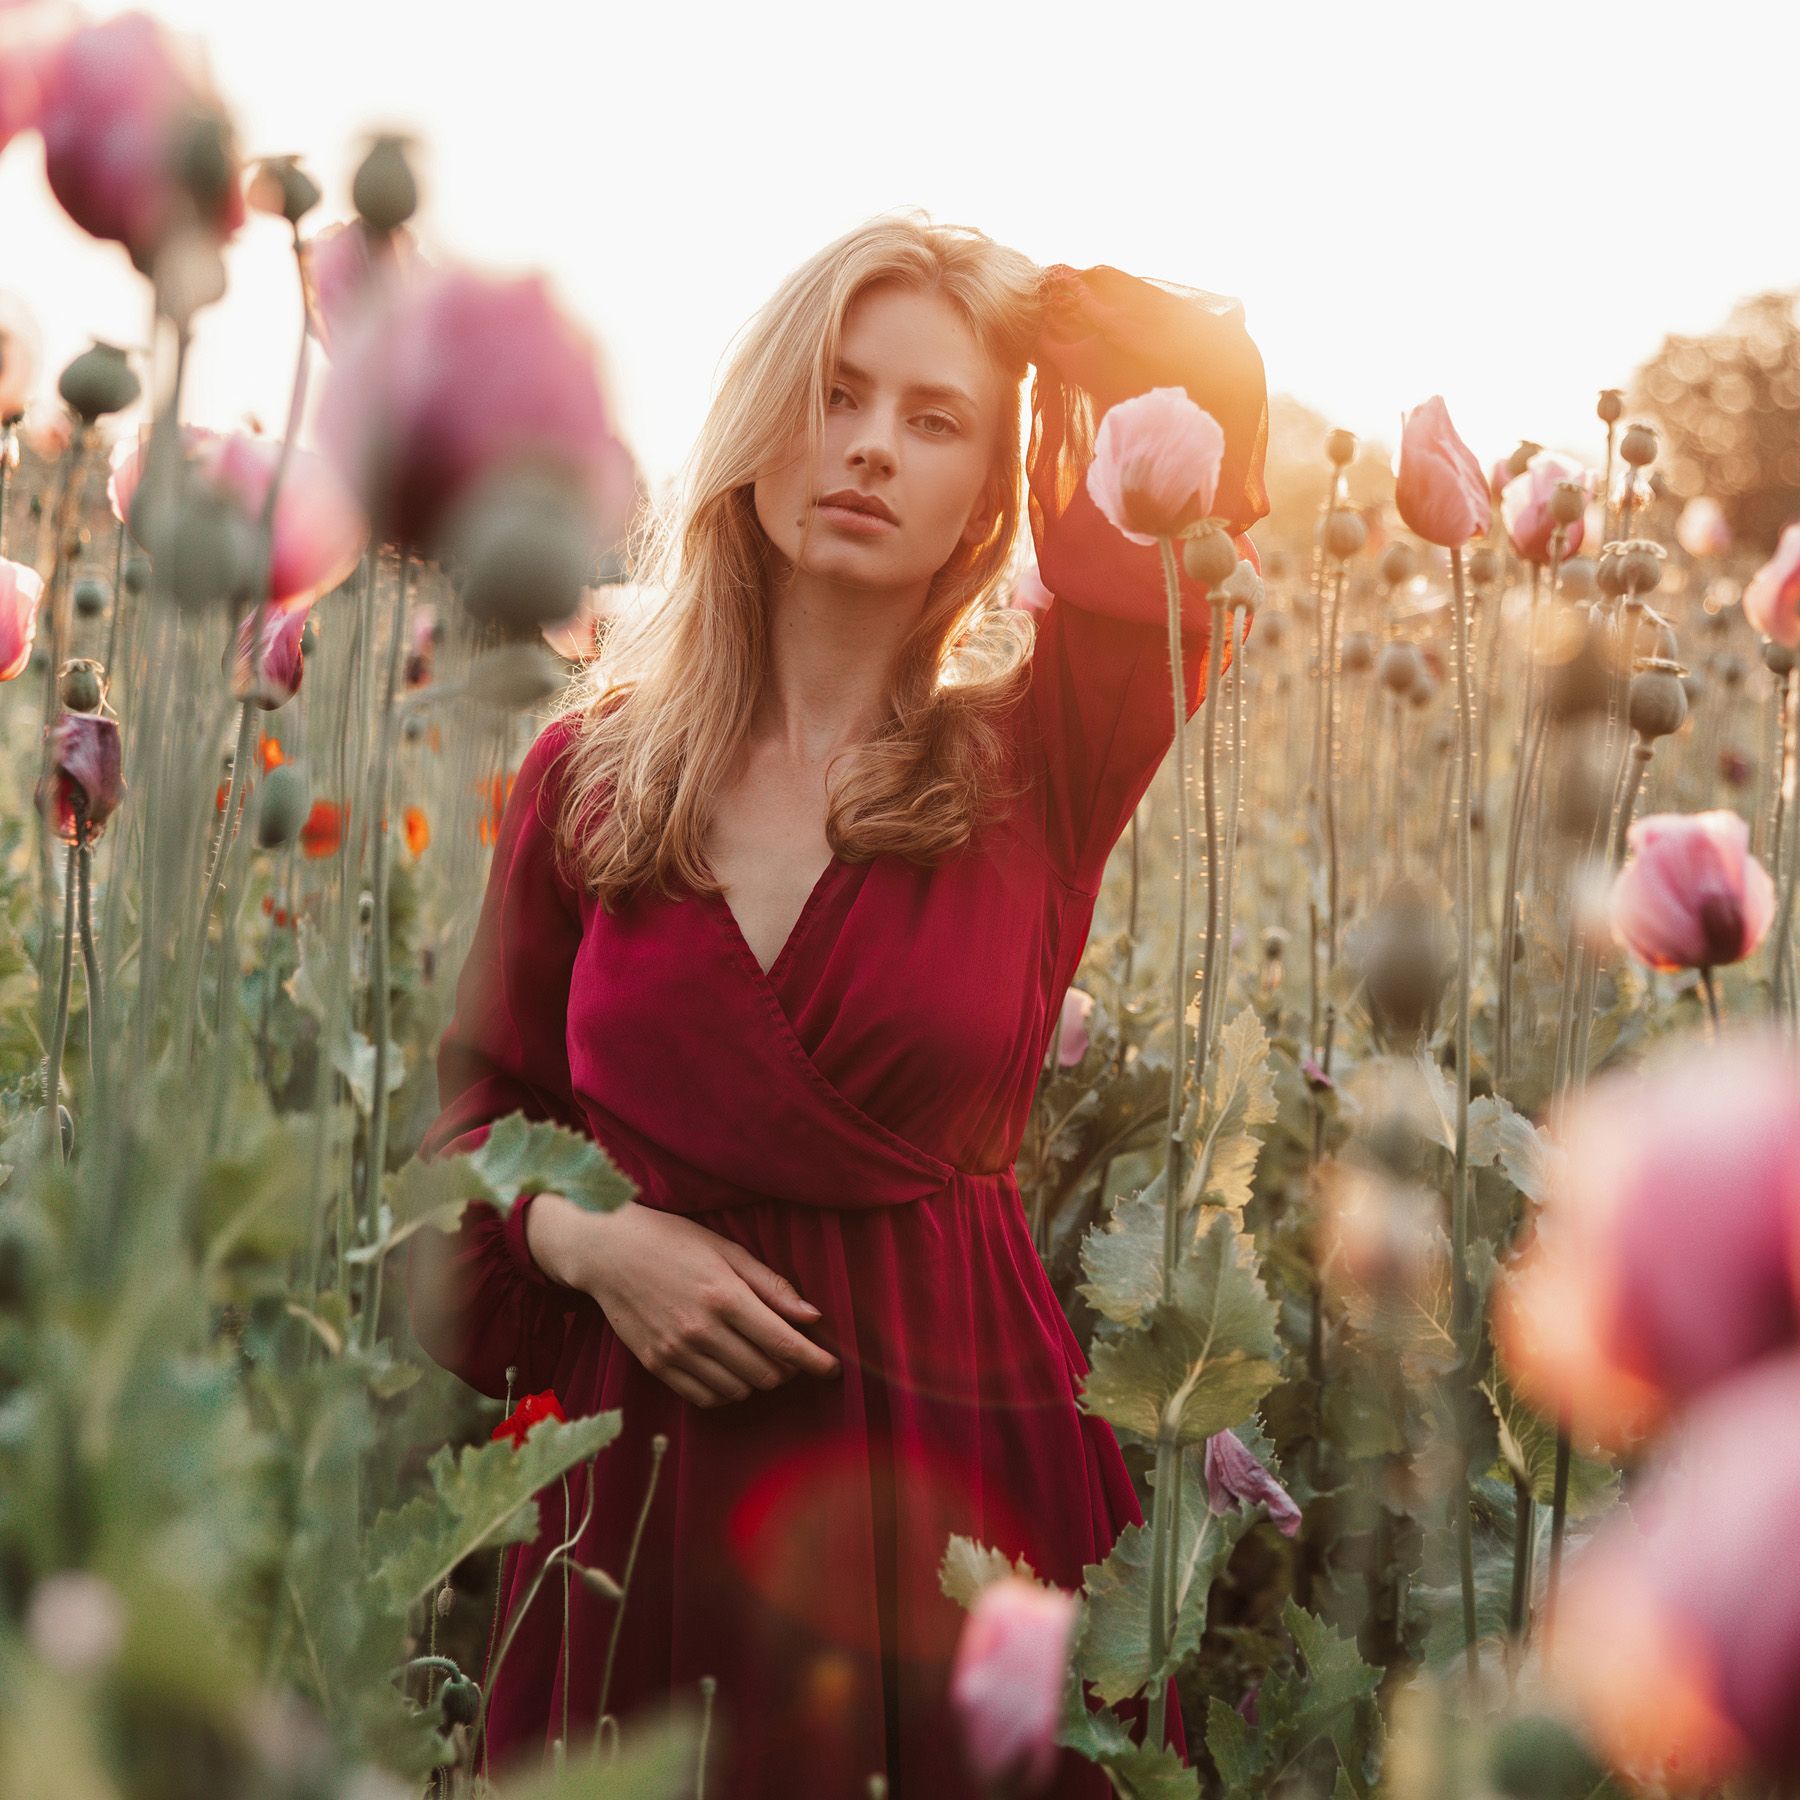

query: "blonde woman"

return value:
[409, 210, 1268, 1796]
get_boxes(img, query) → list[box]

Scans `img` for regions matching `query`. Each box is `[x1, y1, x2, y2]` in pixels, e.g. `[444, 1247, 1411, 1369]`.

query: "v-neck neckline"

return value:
[707, 854, 844, 988]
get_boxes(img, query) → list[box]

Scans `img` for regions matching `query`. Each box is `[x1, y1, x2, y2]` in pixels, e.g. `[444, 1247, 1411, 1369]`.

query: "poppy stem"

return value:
[1700, 965, 1722, 1035]
[594, 1432, 669, 1750]
[45, 839, 79, 1165]
[1156, 535, 1194, 1298]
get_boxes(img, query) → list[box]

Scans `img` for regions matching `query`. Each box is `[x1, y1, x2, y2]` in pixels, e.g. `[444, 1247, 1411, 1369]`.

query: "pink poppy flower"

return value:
[1493, 1029, 1800, 1451]
[1610, 810, 1775, 973]
[225, 600, 309, 710]
[316, 264, 638, 557]
[35, 708, 124, 842]
[1500, 450, 1594, 564]
[1557, 1352, 1800, 1786]
[1085, 386, 1225, 546]
[1675, 495, 1733, 561]
[949, 1576, 1079, 1793]
[300, 216, 430, 356]
[110, 426, 366, 608]
[1204, 1430, 1301, 1537]
[1394, 396, 1490, 549]
[1055, 986, 1093, 1067]
[1743, 522, 1800, 650]
[0, 0, 76, 153]
[1010, 557, 1054, 618]
[36, 10, 244, 270]
[0, 287, 43, 422]
[0, 556, 43, 680]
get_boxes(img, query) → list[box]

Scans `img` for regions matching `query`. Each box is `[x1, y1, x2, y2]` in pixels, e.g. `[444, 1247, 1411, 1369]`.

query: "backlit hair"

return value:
[544, 208, 1047, 911]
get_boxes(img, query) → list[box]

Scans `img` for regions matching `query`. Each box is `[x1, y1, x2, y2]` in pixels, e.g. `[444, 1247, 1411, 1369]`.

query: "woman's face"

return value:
[753, 280, 1007, 594]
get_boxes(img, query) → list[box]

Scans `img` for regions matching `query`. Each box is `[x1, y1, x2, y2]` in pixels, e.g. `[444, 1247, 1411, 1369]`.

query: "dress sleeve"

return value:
[404, 712, 598, 1400]
[1022, 262, 1271, 892]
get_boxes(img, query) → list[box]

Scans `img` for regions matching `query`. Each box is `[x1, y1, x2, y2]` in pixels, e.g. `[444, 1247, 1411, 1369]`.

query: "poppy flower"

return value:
[36, 708, 124, 842]
[491, 1388, 567, 1449]
[299, 798, 347, 859]
[1203, 1429, 1302, 1537]
[1393, 396, 1490, 549]
[257, 735, 286, 773]
[0, 556, 44, 680]
[1743, 522, 1800, 650]
[948, 1575, 1079, 1793]
[403, 804, 429, 857]
[1610, 810, 1775, 974]
[300, 215, 430, 355]
[1085, 386, 1225, 547]
[1055, 987, 1092, 1067]
[1500, 451, 1594, 564]
[225, 601, 309, 710]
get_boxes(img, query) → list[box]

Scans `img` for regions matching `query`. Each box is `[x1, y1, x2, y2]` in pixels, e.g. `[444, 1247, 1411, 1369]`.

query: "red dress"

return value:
[408, 262, 1270, 1797]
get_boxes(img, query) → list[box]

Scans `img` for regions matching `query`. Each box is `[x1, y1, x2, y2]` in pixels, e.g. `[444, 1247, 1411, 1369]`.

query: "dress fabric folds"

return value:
[406, 261, 1269, 1797]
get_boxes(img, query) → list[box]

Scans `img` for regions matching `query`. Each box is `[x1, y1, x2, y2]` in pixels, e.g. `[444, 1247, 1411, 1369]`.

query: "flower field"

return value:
[3, 6, 1800, 1799]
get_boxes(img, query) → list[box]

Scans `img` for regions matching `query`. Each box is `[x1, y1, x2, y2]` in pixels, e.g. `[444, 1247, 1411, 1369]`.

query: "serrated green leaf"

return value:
[1207, 1695, 1263, 1788]
[1061, 1677, 1201, 1799]
[366, 1410, 621, 1611]
[1484, 1374, 1619, 1518]
[938, 1533, 1044, 1609]
[1079, 1190, 1167, 1328]
[1077, 1445, 1251, 1703]
[1249, 1600, 1381, 1785]
[1082, 1215, 1280, 1447]
[1467, 1095, 1556, 1201]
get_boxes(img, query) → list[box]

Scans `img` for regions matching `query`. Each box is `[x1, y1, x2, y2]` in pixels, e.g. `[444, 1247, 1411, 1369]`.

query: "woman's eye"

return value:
[920, 414, 959, 437]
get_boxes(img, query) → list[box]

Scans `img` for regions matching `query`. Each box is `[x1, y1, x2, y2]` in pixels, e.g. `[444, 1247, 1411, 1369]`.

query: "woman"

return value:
[408, 211, 1269, 1796]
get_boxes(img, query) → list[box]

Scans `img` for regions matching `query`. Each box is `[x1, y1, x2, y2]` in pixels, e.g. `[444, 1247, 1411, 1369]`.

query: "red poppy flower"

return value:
[491, 1389, 567, 1449]
[299, 798, 347, 859]
[403, 804, 430, 856]
[258, 735, 286, 772]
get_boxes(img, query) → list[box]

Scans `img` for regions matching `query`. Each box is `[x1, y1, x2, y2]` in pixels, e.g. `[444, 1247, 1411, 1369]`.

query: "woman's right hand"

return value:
[522, 1193, 842, 1409]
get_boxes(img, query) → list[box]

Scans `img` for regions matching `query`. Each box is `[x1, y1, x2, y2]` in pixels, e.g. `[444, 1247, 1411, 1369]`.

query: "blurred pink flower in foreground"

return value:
[1610, 810, 1775, 973]
[109, 426, 366, 607]
[225, 600, 309, 710]
[0, 287, 43, 421]
[1675, 495, 1733, 561]
[1500, 450, 1593, 564]
[0, 556, 43, 679]
[1557, 1353, 1800, 1787]
[35, 9, 244, 270]
[949, 1576, 1078, 1794]
[1204, 1430, 1301, 1537]
[301, 216, 430, 355]
[316, 264, 638, 557]
[1055, 986, 1093, 1067]
[1086, 387, 1224, 547]
[1494, 1029, 1800, 1450]
[35, 708, 124, 842]
[1743, 522, 1800, 649]
[1394, 396, 1489, 549]
[0, 0, 76, 153]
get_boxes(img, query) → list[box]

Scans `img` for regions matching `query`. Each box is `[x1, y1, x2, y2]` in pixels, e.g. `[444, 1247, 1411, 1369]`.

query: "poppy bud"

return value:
[1218, 559, 1262, 612]
[1262, 927, 1287, 962]
[1550, 480, 1587, 526]
[248, 155, 322, 227]
[1181, 524, 1238, 588]
[1762, 640, 1796, 679]
[57, 341, 140, 423]
[1325, 427, 1356, 467]
[1323, 510, 1366, 561]
[72, 576, 106, 619]
[1596, 389, 1624, 424]
[1379, 542, 1415, 588]
[1467, 544, 1500, 586]
[123, 554, 150, 596]
[435, 1585, 454, 1619]
[1619, 422, 1659, 467]
[352, 133, 419, 233]
[1558, 555, 1596, 601]
[438, 1677, 480, 1728]
[1629, 670, 1688, 741]
[1360, 876, 1451, 1046]
[254, 762, 310, 849]
[1340, 631, 1375, 675]
[579, 1564, 624, 1602]
[1378, 640, 1424, 695]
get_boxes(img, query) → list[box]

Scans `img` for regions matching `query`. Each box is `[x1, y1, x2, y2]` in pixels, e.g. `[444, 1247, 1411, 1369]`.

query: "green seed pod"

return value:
[1323, 510, 1367, 561]
[58, 341, 140, 422]
[254, 762, 310, 849]
[72, 576, 107, 618]
[123, 553, 151, 597]
[1181, 525, 1238, 588]
[58, 664, 102, 713]
[1629, 669, 1688, 740]
[252, 154, 322, 226]
[352, 133, 419, 233]
[439, 1677, 480, 1729]
[452, 471, 595, 632]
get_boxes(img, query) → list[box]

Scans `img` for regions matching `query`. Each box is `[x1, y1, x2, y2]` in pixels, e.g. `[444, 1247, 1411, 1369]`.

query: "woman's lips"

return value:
[817, 501, 898, 535]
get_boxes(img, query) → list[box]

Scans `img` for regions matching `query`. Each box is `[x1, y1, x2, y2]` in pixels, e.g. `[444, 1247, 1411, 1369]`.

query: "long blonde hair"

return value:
[544, 210, 1047, 911]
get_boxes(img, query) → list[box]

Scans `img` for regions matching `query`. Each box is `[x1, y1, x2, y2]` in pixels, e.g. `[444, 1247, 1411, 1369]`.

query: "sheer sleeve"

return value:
[404, 713, 599, 1400]
[1022, 262, 1271, 892]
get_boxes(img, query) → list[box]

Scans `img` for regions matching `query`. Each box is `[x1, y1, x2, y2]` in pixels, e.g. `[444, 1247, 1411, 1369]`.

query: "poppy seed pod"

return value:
[1181, 524, 1239, 588]
[1629, 668, 1689, 740]
[1325, 427, 1356, 467]
[248, 155, 321, 227]
[1682, 669, 1705, 706]
[72, 576, 106, 619]
[351, 134, 418, 233]
[1256, 612, 1285, 651]
[1558, 556, 1596, 601]
[1340, 631, 1375, 675]
[57, 342, 140, 423]
[1361, 877, 1452, 1045]
[1408, 671, 1438, 709]
[465, 641, 565, 709]
[1596, 550, 1629, 600]
[1597, 389, 1624, 424]
[1379, 542, 1416, 588]
[1619, 422, 1659, 467]
[1546, 620, 1616, 724]
[1217, 558, 1263, 612]
[1507, 440, 1543, 480]
[439, 1677, 480, 1728]
[1378, 640, 1424, 695]
[1762, 640, 1797, 679]
[1621, 544, 1665, 595]
[1323, 510, 1367, 561]
[253, 761, 309, 849]
[1468, 544, 1500, 586]
[58, 661, 102, 713]
[1262, 926, 1287, 962]
[450, 470, 597, 631]
[1550, 481, 1587, 527]
[123, 554, 150, 597]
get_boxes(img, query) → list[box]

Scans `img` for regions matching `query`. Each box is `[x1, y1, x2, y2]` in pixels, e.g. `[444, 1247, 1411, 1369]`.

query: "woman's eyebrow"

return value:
[834, 357, 977, 412]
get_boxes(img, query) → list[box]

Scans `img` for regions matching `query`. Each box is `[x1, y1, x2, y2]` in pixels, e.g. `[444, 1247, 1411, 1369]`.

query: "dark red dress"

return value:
[408, 262, 1270, 1797]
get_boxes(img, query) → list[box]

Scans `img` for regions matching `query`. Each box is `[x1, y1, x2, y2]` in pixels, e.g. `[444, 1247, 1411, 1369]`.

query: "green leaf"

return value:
[1466, 1095, 1557, 1201]
[1206, 1695, 1264, 1790]
[1188, 1008, 1278, 1218]
[366, 1410, 621, 1611]
[1484, 1374, 1619, 1518]
[1061, 1677, 1201, 1799]
[1076, 1445, 1252, 1703]
[1079, 1190, 1167, 1328]
[938, 1533, 1044, 1609]
[1082, 1214, 1280, 1447]
[499, 1701, 704, 1800]
[1252, 1601, 1381, 1785]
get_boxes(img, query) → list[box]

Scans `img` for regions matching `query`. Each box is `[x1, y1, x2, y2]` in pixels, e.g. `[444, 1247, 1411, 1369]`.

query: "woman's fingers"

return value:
[693, 1320, 792, 1393]
[676, 1347, 755, 1406]
[717, 1287, 841, 1380]
[720, 1240, 824, 1324]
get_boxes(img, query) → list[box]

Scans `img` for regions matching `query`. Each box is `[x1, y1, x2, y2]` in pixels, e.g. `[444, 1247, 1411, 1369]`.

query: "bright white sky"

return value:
[4, 0, 1796, 492]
